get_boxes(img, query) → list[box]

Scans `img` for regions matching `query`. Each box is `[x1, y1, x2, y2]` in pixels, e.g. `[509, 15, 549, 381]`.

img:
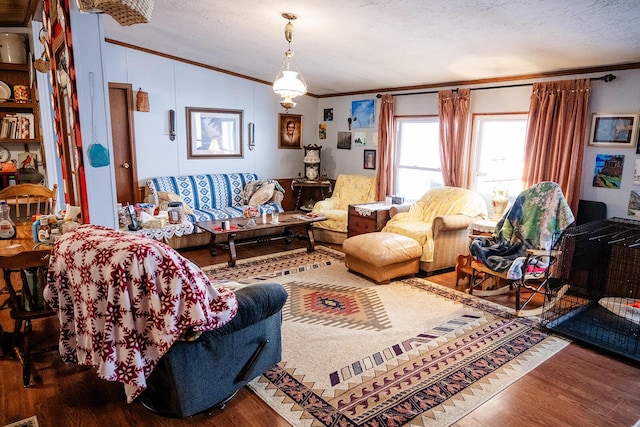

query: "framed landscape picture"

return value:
[589, 113, 639, 148]
[187, 107, 243, 158]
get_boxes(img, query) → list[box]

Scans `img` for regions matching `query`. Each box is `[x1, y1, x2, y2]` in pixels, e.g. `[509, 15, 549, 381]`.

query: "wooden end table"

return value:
[347, 202, 393, 237]
[291, 179, 332, 211]
[195, 211, 327, 267]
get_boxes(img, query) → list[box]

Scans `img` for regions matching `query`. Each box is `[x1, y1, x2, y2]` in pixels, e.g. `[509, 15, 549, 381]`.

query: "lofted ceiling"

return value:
[101, 0, 640, 96]
[3, 1, 640, 96]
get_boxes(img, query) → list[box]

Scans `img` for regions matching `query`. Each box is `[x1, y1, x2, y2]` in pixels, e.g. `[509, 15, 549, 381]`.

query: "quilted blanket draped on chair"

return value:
[469, 181, 575, 278]
[44, 225, 238, 403]
[382, 186, 488, 264]
[311, 174, 377, 243]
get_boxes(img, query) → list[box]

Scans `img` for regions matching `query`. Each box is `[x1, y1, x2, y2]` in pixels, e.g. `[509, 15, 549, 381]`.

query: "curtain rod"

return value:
[375, 73, 616, 98]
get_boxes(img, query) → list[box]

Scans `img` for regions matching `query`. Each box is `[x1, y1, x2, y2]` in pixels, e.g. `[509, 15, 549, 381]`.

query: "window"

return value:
[394, 117, 443, 201]
[469, 114, 528, 217]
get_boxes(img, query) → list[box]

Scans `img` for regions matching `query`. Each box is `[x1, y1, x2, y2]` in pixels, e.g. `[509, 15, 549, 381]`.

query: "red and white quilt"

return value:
[44, 225, 238, 402]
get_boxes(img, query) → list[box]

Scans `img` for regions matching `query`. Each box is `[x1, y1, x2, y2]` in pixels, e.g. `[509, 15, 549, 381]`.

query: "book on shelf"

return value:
[0, 113, 34, 139]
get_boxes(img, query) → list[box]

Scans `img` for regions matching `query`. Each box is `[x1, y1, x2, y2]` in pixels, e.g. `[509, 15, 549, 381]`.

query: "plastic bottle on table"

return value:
[32, 215, 41, 242]
[0, 201, 16, 239]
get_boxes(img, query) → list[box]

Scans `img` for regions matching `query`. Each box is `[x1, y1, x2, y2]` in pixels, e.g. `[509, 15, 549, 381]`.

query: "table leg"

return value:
[227, 232, 237, 267]
[208, 233, 218, 256]
[305, 223, 316, 253]
[294, 187, 303, 210]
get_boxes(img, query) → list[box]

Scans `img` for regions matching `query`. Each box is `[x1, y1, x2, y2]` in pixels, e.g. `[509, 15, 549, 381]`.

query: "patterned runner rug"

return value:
[202, 247, 569, 427]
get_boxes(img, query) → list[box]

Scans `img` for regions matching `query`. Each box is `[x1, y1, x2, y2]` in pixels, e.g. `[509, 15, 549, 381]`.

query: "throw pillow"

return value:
[157, 191, 194, 215]
[248, 183, 275, 206]
[242, 180, 264, 204]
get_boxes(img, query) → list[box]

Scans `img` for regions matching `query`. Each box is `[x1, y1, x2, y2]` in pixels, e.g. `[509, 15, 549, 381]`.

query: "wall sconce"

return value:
[136, 88, 149, 112]
[248, 122, 255, 151]
[169, 109, 176, 141]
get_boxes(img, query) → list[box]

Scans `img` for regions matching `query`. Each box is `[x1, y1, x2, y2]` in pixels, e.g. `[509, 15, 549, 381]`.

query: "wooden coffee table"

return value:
[194, 211, 327, 266]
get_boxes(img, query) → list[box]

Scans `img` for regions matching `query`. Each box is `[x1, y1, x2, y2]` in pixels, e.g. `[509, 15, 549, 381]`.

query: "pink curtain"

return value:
[523, 79, 591, 214]
[438, 89, 470, 187]
[376, 94, 395, 200]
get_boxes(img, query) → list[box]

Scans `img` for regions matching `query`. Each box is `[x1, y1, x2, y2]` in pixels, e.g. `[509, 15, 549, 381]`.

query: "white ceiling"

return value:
[103, 0, 640, 96]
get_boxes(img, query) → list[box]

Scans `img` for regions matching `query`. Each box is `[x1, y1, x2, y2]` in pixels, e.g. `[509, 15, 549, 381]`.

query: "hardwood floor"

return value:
[1, 240, 638, 427]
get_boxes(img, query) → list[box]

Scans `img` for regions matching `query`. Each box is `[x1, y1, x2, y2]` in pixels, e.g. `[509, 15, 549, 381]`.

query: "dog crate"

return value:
[542, 218, 640, 362]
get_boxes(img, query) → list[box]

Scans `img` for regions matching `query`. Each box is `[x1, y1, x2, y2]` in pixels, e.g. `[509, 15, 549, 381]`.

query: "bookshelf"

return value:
[0, 62, 45, 169]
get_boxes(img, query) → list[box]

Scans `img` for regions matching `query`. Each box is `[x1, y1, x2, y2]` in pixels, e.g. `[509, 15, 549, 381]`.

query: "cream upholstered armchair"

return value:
[311, 174, 377, 244]
[382, 186, 488, 273]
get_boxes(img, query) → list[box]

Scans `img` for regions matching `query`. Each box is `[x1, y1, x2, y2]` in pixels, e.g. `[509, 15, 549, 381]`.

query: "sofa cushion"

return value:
[249, 183, 275, 206]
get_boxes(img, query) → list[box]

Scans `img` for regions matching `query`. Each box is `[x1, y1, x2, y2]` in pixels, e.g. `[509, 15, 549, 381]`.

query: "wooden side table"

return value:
[291, 179, 332, 211]
[347, 202, 392, 237]
[468, 219, 497, 236]
[457, 219, 498, 287]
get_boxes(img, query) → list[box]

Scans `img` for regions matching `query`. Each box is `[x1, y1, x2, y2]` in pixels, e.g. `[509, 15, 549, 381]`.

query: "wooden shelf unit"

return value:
[0, 61, 45, 169]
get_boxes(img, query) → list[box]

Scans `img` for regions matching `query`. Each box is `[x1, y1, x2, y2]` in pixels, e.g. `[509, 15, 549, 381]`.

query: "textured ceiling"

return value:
[103, 0, 640, 96]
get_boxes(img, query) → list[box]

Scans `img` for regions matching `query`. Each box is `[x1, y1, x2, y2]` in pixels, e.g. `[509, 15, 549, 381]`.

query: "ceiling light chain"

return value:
[273, 13, 307, 112]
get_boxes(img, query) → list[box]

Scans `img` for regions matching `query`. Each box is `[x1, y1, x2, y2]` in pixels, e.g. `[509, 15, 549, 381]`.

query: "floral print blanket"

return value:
[44, 225, 238, 402]
[470, 181, 575, 276]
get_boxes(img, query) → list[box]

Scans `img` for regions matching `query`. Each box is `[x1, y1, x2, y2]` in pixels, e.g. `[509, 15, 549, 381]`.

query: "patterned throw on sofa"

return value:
[146, 173, 283, 222]
[382, 186, 488, 263]
[311, 174, 377, 233]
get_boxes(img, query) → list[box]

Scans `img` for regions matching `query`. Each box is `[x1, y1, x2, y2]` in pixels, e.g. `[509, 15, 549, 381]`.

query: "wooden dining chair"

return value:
[1, 249, 57, 386]
[0, 183, 58, 223]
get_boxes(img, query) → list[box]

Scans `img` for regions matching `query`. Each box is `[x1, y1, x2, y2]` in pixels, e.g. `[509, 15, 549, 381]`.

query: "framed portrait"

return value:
[589, 113, 639, 148]
[364, 149, 376, 170]
[278, 113, 303, 149]
[186, 107, 243, 158]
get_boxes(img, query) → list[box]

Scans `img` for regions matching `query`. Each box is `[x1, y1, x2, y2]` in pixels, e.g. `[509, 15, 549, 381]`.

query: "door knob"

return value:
[122, 162, 130, 169]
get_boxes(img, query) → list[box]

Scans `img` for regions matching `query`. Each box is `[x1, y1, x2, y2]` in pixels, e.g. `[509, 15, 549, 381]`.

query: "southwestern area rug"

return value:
[202, 247, 570, 427]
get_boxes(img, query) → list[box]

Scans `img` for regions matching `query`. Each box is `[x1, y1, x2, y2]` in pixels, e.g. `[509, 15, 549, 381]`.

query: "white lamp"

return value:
[273, 13, 307, 111]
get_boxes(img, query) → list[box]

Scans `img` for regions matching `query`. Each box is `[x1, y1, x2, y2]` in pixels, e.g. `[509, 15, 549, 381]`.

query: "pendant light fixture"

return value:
[273, 13, 307, 111]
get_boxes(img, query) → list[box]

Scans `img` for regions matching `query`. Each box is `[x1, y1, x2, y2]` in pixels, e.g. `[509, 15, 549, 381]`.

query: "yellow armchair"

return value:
[382, 186, 488, 272]
[311, 174, 377, 244]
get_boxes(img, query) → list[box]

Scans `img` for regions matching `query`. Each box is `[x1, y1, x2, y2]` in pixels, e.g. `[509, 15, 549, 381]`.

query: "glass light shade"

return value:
[273, 70, 307, 98]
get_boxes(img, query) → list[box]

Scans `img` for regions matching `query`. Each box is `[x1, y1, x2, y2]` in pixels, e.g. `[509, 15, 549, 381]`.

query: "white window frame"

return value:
[393, 115, 442, 201]
[469, 113, 528, 216]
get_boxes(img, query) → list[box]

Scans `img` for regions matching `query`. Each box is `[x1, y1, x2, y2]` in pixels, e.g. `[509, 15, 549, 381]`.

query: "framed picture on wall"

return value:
[589, 113, 639, 148]
[337, 131, 351, 149]
[278, 113, 303, 149]
[187, 107, 243, 158]
[364, 149, 376, 170]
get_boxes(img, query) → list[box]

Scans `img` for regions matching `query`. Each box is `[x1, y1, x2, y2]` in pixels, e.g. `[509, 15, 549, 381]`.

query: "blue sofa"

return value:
[138, 283, 288, 418]
[146, 172, 283, 222]
[146, 173, 284, 248]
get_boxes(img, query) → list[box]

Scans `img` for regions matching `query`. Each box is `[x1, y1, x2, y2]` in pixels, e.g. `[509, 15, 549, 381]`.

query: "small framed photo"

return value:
[279, 113, 303, 149]
[364, 149, 376, 170]
[187, 107, 243, 158]
[323, 108, 333, 121]
[589, 113, 639, 148]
